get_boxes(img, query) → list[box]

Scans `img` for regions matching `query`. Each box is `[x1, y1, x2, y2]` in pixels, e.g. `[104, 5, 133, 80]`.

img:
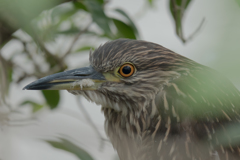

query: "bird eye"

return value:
[118, 63, 135, 77]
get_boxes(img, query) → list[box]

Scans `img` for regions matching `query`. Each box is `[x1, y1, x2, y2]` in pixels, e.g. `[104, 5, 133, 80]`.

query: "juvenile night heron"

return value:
[24, 39, 240, 160]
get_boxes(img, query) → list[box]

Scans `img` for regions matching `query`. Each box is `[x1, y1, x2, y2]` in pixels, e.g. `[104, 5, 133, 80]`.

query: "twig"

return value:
[29, 28, 67, 70]
[185, 18, 205, 42]
[13, 63, 40, 83]
[180, 0, 188, 18]
[8, 39, 63, 83]
[171, 0, 184, 42]
[22, 41, 42, 73]
[171, 0, 205, 43]
[62, 22, 92, 59]
[133, 1, 150, 19]
[0, 104, 38, 128]
[0, 53, 12, 110]
[76, 96, 109, 151]
[14, 39, 64, 80]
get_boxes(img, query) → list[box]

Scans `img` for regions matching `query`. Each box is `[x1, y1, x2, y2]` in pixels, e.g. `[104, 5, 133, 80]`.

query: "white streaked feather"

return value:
[71, 79, 95, 89]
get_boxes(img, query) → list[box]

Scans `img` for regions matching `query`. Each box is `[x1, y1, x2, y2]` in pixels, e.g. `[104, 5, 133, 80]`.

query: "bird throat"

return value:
[102, 105, 163, 160]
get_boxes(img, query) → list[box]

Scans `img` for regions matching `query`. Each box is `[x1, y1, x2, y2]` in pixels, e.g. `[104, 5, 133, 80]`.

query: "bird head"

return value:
[23, 39, 190, 113]
[23, 39, 240, 118]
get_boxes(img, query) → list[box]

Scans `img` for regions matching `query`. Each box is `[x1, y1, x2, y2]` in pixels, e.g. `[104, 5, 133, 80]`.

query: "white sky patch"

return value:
[71, 79, 95, 89]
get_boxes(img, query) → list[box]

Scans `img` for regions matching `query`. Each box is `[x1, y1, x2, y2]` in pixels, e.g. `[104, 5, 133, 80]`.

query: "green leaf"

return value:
[148, 0, 154, 6]
[57, 27, 80, 35]
[7, 67, 13, 83]
[114, 8, 139, 37]
[0, 0, 72, 32]
[51, 5, 78, 21]
[46, 138, 94, 160]
[169, 0, 192, 25]
[96, 0, 104, 4]
[42, 90, 60, 109]
[112, 18, 136, 39]
[236, 0, 240, 6]
[74, 46, 95, 53]
[73, 1, 88, 11]
[169, 0, 192, 42]
[51, 3, 77, 18]
[83, 0, 112, 36]
[20, 100, 44, 113]
[0, 58, 13, 96]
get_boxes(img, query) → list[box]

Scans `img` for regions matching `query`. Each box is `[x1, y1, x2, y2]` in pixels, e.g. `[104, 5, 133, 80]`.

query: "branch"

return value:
[62, 22, 92, 59]
[30, 29, 66, 70]
[21, 40, 41, 73]
[171, 0, 184, 42]
[13, 36, 66, 81]
[185, 18, 205, 42]
[171, 0, 205, 43]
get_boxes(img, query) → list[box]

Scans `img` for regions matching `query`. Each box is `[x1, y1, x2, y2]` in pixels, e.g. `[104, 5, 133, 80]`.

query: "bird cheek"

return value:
[103, 73, 121, 82]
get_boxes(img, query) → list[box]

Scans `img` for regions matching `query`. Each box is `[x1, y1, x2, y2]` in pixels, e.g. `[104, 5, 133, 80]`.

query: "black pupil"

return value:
[122, 66, 132, 75]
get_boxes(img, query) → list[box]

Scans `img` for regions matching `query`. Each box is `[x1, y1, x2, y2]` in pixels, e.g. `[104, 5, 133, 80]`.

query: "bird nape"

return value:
[24, 39, 240, 160]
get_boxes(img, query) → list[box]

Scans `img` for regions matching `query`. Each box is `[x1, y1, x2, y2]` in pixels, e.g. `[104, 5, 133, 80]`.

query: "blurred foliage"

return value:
[46, 138, 94, 160]
[0, 54, 12, 107]
[214, 123, 240, 148]
[148, 0, 154, 6]
[236, 0, 240, 6]
[20, 100, 44, 113]
[42, 90, 60, 109]
[0, 0, 72, 45]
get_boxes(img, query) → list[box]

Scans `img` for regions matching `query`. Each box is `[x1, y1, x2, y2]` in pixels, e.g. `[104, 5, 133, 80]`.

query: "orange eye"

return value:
[119, 63, 135, 77]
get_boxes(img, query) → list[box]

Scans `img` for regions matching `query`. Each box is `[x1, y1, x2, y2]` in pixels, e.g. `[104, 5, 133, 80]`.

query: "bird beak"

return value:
[23, 66, 106, 90]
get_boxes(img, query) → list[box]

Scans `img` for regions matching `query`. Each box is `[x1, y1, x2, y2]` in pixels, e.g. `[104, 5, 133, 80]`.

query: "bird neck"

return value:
[102, 103, 171, 160]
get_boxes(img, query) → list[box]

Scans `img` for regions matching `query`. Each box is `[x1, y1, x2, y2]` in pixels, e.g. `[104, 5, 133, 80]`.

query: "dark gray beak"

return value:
[23, 66, 105, 90]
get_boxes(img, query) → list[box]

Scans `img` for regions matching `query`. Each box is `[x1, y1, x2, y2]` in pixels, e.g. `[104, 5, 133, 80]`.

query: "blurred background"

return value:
[0, 0, 240, 160]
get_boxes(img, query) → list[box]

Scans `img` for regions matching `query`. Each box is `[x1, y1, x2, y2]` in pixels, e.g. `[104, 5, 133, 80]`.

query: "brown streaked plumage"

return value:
[24, 39, 240, 160]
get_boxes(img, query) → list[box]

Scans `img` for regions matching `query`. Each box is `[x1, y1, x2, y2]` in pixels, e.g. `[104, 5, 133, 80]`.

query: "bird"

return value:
[24, 39, 240, 160]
